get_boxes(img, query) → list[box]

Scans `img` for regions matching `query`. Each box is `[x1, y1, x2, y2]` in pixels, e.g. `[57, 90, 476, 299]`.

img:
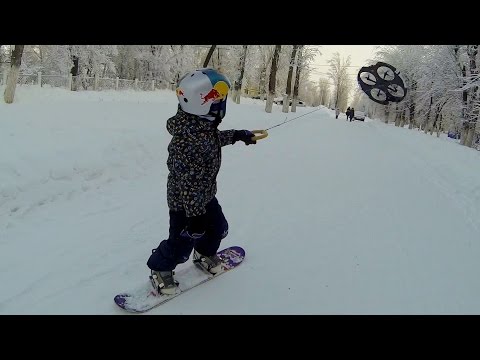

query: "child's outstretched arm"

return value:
[218, 129, 236, 147]
[219, 130, 257, 146]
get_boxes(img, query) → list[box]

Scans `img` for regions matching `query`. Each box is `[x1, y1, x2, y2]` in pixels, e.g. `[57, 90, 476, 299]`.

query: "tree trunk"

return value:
[292, 45, 304, 113]
[408, 81, 416, 129]
[394, 103, 400, 126]
[70, 56, 78, 76]
[258, 64, 267, 98]
[424, 96, 433, 134]
[265, 92, 274, 113]
[408, 101, 415, 129]
[203, 45, 217, 68]
[453, 46, 468, 145]
[460, 127, 468, 145]
[429, 107, 437, 135]
[460, 62, 469, 145]
[384, 104, 390, 123]
[464, 45, 479, 148]
[436, 113, 442, 137]
[4, 45, 24, 104]
[217, 48, 220, 70]
[283, 45, 298, 113]
[265, 45, 281, 113]
[408, 119, 414, 129]
[70, 54, 79, 90]
[233, 45, 248, 104]
[465, 125, 476, 147]
[399, 107, 406, 127]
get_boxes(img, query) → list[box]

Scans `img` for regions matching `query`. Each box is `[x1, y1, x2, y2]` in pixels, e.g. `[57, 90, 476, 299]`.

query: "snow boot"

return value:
[193, 249, 223, 275]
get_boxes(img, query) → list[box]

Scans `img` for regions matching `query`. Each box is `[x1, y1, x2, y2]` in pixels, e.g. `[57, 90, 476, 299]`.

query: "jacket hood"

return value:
[167, 105, 217, 137]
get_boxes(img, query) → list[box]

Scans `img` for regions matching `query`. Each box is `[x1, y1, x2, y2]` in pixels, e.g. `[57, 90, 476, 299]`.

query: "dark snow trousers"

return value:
[147, 197, 229, 271]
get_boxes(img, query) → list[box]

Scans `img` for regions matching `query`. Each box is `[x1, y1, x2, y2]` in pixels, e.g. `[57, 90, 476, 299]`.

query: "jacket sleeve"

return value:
[218, 129, 236, 147]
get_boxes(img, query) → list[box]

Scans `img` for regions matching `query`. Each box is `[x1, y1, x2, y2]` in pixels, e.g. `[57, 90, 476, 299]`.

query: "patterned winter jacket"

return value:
[166, 106, 235, 217]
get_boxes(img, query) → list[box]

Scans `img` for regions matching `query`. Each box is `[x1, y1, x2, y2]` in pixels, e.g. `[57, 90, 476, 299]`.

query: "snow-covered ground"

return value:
[1, 86, 480, 314]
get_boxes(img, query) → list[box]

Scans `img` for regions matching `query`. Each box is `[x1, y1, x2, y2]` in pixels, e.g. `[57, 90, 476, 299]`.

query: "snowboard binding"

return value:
[149, 271, 180, 296]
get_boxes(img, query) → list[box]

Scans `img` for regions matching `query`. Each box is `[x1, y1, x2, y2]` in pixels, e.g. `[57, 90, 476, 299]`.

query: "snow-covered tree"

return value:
[375, 45, 425, 128]
[70, 45, 118, 77]
[291, 45, 304, 113]
[254, 46, 275, 99]
[232, 45, 248, 104]
[374, 44, 479, 148]
[282, 45, 299, 113]
[463, 45, 479, 147]
[4, 45, 24, 104]
[327, 52, 352, 111]
[293, 46, 318, 110]
[266, 45, 281, 113]
[317, 77, 331, 107]
[203, 45, 217, 67]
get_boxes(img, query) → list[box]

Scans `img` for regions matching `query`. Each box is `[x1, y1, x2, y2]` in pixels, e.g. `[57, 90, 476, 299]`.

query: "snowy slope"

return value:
[1, 86, 480, 314]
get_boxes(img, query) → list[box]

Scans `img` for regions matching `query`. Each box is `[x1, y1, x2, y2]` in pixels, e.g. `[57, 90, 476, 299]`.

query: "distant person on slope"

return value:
[335, 107, 340, 119]
[146, 68, 257, 295]
[346, 107, 351, 121]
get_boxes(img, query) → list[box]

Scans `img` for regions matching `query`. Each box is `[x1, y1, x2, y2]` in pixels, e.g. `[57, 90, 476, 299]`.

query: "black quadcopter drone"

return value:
[357, 62, 407, 105]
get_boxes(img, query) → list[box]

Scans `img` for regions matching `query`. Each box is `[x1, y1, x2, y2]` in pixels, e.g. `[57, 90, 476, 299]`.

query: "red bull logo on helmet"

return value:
[200, 80, 229, 105]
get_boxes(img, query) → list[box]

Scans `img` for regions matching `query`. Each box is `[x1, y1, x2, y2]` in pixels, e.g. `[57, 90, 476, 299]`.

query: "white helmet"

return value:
[176, 68, 231, 120]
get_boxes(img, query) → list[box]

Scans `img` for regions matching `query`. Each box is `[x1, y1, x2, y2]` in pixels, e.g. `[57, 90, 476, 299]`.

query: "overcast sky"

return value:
[309, 45, 382, 100]
[311, 45, 379, 80]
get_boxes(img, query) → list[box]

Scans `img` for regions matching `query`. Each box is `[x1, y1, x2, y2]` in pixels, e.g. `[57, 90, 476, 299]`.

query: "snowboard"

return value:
[114, 246, 245, 313]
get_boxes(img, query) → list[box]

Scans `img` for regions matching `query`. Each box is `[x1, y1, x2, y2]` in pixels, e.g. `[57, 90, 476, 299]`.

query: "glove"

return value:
[233, 130, 256, 145]
[181, 213, 207, 240]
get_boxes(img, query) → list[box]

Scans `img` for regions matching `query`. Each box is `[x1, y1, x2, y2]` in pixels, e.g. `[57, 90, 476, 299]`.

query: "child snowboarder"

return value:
[146, 68, 257, 295]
